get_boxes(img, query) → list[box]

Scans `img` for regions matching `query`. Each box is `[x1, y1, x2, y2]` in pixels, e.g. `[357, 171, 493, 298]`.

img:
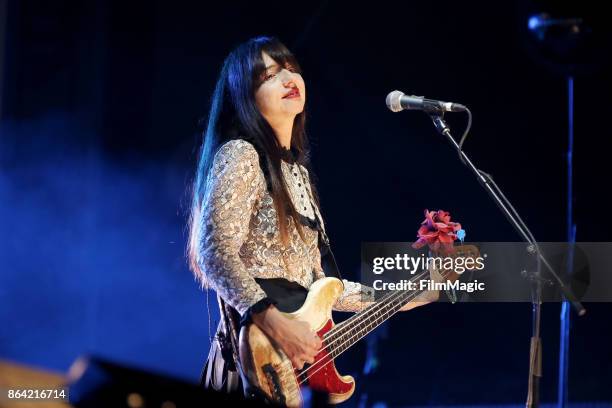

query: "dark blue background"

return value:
[1, 1, 611, 406]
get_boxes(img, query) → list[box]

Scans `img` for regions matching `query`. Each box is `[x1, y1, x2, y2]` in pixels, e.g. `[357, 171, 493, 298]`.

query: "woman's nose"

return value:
[280, 69, 295, 85]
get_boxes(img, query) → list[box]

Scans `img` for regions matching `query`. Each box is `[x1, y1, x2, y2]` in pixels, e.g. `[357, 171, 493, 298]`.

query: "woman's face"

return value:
[255, 51, 305, 125]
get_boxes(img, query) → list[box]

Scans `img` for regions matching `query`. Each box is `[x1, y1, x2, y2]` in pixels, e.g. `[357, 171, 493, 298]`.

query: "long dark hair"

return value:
[188, 36, 319, 287]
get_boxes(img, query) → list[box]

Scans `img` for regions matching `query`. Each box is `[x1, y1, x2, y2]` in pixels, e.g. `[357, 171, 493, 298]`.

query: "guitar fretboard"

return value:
[324, 246, 477, 359]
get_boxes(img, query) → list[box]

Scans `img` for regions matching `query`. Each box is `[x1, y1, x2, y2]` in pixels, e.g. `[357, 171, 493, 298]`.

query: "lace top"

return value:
[195, 139, 375, 317]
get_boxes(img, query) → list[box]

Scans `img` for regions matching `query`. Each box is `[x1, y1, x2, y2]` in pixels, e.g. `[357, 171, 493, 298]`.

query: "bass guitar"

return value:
[239, 245, 480, 407]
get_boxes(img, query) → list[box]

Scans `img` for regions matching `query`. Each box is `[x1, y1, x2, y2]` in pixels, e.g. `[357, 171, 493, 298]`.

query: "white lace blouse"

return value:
[195, 139, 375, 317]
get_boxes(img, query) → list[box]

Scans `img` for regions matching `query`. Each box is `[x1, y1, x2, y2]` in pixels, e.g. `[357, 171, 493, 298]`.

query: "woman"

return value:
[187, 36, 440, 399]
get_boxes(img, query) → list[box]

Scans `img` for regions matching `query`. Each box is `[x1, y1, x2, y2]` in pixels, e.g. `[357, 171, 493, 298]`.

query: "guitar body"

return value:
[239, 277, 354, 407]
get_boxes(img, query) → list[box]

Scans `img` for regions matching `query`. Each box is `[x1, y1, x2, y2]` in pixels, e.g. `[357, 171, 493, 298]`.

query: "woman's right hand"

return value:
[251, 305, 322, 370]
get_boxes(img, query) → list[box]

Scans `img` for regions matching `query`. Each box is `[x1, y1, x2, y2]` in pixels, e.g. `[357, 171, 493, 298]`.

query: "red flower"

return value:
[412, 209, 462, 255]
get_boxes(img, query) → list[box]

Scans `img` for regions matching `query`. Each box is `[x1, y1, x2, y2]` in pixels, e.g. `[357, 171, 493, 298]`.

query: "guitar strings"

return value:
[297, 271, 447, 385]
[297, 268, 443, 384]
[322, 247, 473, 349]
[296, 270, 431, 384]
[318, 245, 473, 346]
[274, 262, 454, 390]
[297, 266, 455, 384]
[319, 262, 441, 352]
[274, 248, 475, 388]
[318, 247, 474, 351]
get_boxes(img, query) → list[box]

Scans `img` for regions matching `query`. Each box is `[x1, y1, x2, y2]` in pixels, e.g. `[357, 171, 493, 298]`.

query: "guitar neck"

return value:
[326, 268, 435, 359]
[325, 245, 478, 360]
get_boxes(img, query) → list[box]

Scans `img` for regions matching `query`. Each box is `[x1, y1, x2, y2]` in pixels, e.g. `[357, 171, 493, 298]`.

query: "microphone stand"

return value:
[427, 112, 585, 408]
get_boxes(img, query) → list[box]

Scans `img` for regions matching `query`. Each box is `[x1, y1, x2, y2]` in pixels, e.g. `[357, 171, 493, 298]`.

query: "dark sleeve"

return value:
[239, 297, 279, 327]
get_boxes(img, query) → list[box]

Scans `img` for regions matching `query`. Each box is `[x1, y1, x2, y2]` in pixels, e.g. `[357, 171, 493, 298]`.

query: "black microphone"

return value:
[386, 90, 467, 113]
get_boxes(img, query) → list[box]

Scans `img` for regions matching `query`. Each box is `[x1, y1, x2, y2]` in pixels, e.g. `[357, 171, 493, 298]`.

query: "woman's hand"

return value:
[251, 305, 322, 370]
[398, 290, 440, 311]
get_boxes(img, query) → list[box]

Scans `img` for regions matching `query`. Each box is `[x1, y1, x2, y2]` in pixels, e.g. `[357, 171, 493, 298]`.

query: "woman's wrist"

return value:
[251, 304, 283, 337]
[240, 297, 278, 327]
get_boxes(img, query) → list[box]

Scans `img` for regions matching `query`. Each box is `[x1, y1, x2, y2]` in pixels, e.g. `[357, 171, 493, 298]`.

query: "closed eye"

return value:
[262, 63, 298, 82]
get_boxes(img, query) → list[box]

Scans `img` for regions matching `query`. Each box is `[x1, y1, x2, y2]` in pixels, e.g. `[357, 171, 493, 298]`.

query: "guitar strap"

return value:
[296, 164, 343, 282]
[217, 295, 277, 404]
[215, 294, 243, 377]
[316, 221, 343, 281]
